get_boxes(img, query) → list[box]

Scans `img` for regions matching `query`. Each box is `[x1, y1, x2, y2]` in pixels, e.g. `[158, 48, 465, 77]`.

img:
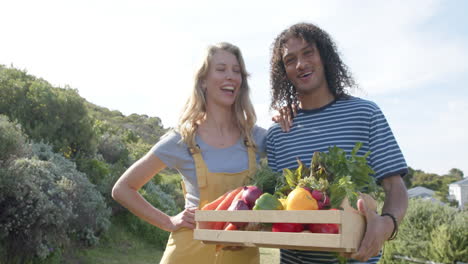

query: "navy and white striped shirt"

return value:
[266, 96, 408, 263]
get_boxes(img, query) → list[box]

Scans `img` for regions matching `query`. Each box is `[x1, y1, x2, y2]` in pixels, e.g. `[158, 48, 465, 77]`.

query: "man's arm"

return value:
[381, 174, 408, 225]
[349, 174, 408, 261]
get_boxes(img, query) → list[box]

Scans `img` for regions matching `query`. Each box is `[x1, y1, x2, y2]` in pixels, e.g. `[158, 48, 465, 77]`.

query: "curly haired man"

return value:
[266, 22, 409, 263]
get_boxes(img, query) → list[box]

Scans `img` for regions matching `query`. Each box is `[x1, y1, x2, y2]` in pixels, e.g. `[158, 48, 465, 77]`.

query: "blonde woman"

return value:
[112, 42, 285, 263]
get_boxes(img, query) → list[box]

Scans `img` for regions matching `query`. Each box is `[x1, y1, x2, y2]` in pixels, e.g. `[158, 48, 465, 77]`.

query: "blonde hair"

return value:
[177, 42, 257, 150]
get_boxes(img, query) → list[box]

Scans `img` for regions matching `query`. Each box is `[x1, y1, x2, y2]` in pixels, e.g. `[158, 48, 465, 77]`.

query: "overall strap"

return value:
[188, 145, 208, 188]
[245, 140, 257, 177]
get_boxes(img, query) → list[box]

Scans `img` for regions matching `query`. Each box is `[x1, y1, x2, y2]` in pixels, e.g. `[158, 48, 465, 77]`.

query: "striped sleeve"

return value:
[266, 125, 278, 172]
[368, 104, 408, 181]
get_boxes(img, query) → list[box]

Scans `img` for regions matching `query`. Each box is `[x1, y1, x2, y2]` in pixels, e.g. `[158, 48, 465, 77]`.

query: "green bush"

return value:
[0, 140, 112, 263]
[429, 212, 468, 262]
[31, 143, 111, 246]
[76, 155, 111, 186]
[381, 199, 467, 263]
[0, 66, 97, 158]
[127, 140, 152, 164]
[0, 158, 74, 263]
[0, 115, 29, 162]
[97, 133, 129, 164]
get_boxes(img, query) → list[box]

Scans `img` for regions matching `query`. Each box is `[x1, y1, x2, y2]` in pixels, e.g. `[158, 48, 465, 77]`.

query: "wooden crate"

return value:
[194, 206, 365, 253]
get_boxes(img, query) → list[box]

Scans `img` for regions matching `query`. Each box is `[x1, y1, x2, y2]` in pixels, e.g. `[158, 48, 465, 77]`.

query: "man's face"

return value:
[282, 37, 328, 96]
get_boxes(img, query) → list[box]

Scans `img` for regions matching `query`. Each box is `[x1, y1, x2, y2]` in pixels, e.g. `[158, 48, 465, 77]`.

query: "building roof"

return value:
[408, 186, 435, 198]
[449, 177, 468, 186]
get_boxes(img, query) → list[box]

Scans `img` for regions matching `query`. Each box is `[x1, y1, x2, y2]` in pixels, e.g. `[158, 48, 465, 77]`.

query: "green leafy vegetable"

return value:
[249, 159, 281, 194]
[275, 142, 377, 209]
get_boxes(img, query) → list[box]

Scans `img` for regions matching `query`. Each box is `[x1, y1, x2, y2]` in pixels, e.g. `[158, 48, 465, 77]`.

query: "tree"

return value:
[412, 171, 442, 190]
[0, 66, 97, 158]
[448, 168, 464, 180]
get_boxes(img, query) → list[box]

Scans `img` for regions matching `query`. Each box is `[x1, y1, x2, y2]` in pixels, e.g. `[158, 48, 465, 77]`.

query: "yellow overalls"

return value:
[159, 143, 260, 264]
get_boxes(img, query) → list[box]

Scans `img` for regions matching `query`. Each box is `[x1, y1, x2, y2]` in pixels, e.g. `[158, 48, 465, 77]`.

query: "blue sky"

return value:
[1, 0, 467, 176]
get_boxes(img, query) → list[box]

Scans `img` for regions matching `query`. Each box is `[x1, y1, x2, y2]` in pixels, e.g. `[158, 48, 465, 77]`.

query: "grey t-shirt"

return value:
[152, 125, 267, 208]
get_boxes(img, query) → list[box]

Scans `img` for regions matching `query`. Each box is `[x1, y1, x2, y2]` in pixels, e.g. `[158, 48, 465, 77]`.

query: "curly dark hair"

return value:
[270, 22, 356, 110]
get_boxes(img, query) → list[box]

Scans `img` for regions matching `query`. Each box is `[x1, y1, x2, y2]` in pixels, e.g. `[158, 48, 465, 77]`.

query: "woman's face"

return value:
[203, 50, 243, 108]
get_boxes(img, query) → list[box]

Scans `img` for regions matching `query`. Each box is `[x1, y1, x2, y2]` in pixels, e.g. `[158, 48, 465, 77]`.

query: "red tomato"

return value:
[272, 223, 304, 232]
[308, 223, 339, 234]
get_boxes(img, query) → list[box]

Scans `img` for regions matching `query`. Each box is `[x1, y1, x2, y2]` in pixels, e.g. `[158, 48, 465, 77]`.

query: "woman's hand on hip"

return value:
[168, 207, 197, 231]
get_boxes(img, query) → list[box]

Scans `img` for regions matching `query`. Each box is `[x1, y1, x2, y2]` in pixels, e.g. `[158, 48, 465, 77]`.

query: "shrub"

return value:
[0, 158, 74, 263]
[0, 141, 113, 263]
[381, 199, 467, 263]
[31, 142, 111, 247]
[97, 133, 129, 164]
[429, 211, 468, 262]
[0, 115, 29, 162]
[127, 140, 152, 164]
[76, 155, 111, 186]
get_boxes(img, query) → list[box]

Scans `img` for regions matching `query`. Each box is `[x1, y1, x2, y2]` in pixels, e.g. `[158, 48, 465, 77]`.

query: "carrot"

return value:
[232, 188, 245, 203]
[212, 187, 244, 230]
[215, 187, 243, 211]
[224, 223, 237, 231]
[201, 191, 230, 210]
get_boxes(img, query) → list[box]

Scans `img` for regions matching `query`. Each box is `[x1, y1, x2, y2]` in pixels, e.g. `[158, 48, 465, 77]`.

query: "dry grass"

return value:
[260, 247, 280, 264]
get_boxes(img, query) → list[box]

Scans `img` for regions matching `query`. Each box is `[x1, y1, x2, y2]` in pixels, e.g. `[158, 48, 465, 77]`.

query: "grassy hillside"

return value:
[63, 216, 164, 264]
[65, 215, 279, 264]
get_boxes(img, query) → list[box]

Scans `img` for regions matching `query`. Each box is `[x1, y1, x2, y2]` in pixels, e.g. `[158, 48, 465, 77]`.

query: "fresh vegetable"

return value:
[241, 185, 263, 209]
[201, 191, 229, 210]
[286, 187, 318, 210]
[228, 199, 249, 211]
[211, 187, 244, 230]
[232, 188, 245, 201]
[275, 142, 378, 210]
[252, 193, 283, 210]
[227, 199, 250, 228]
[318, 194, 331, 209]
[311, 190, 323, 201]
[249, 159, 280, 194]
[278, 198, 287, 209]
[308, 209, 340, 233]
[223, 223, 238, 231]
[272, 223, 304, 233]
[311, 143, 377, 209]
[308, 223, 339, 234]
[214, 187, 243, 211]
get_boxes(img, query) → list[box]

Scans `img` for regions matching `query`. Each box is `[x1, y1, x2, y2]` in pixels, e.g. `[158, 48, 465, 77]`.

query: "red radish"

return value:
[311, 190, 324, 201]
[318, 201, 325, 209]
[322, 195, 330, 207]
[241, 186, 263, 209]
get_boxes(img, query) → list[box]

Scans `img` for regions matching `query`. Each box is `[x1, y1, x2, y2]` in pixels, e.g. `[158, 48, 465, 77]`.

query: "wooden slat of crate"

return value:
[195, 230, 341, 248]
[195, 210, 342, 223]
[194, 209, 365, 252]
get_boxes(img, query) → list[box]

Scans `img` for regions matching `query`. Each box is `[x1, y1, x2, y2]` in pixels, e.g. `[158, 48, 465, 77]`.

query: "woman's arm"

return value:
[112, 151, 196, 232]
